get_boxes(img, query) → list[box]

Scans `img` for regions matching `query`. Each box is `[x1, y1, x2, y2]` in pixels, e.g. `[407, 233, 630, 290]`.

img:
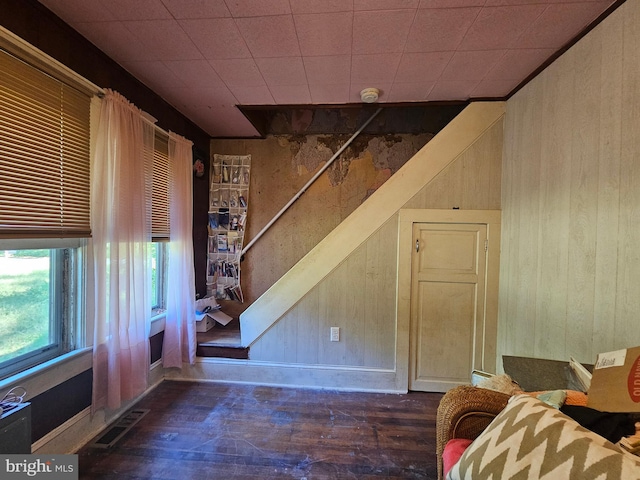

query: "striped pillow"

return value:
[446, 395, 640, 480]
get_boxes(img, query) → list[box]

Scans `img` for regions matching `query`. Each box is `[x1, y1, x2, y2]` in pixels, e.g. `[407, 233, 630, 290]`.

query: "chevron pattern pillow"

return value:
[446, 394, 640, 480]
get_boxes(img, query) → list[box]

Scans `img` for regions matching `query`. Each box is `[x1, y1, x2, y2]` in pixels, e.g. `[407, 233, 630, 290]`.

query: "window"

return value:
[149, 241, 168, 315]
[0, 245, 83, 379]
[150, 131, 170, 316]
[0, 33, 93, 379]
[152, 132, 170, 240]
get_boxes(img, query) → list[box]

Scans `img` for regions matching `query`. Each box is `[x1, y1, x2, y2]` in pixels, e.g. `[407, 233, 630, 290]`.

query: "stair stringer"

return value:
[240, 101, 506, 347]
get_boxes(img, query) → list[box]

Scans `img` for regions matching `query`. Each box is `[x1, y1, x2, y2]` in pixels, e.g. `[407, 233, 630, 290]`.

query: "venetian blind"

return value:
[152, 131, 170, 240]
[0, 48, 92, 238]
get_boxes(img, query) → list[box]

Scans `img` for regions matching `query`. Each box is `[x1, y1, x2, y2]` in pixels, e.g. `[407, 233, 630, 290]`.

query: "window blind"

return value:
[152, 132, 170, 240]
[0, 48, 92, 238]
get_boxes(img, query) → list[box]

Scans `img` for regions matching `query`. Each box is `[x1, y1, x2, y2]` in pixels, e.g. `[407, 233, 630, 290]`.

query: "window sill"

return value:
[150, 311, 166, 337]
[0, 347, 92, 394]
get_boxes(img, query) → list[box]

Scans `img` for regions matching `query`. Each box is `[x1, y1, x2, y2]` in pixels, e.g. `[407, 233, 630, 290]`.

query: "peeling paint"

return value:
[278, 134, 433, 188]
[278, 133, 431, 188]
[290, 135, 333, 174]
[211, 129, 439, 305]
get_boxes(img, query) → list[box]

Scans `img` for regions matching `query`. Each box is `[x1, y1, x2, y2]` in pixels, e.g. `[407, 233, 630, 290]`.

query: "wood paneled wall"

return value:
[210, 134, 432, 305]
[250, 119, 503, 368]
[249, 217, 399, 368]
[499, 0, 640, 365]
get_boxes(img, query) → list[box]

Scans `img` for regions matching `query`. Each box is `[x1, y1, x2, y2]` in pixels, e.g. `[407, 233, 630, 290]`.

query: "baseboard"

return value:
[32, 360, 166, 454]
[164, 358, 406, 393]
[31, 407, 92, 453]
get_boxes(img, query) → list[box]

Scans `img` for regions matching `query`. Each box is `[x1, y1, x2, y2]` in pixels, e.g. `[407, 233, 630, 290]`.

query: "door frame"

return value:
[396, 209, 501, 391]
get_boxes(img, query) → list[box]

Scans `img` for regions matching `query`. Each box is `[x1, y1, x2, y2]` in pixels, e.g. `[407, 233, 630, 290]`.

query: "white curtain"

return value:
[91, 89, 154, 411]
[162, 132, 197, 367]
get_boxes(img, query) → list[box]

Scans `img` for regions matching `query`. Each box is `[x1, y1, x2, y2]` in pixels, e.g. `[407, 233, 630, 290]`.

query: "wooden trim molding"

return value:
[240, 102, 507, 348]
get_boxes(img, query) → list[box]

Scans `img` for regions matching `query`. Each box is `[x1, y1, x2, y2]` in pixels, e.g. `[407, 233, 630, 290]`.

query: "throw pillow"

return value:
[446, 395, 640, 480]
[443, 439, 473, 477]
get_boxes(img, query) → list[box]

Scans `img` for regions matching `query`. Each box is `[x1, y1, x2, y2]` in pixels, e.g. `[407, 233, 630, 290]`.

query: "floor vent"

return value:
[90, 408, 149, 449]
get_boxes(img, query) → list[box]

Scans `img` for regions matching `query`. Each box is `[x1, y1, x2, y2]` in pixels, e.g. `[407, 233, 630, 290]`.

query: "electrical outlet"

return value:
[330, 327, 340, 342]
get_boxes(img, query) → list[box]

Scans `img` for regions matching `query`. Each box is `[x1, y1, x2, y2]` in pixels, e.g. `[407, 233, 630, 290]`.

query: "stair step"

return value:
[196, 315, 247, 359]
[196, 343, 249, 359]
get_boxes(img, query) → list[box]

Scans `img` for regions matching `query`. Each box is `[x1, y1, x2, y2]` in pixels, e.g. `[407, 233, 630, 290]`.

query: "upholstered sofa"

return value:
[436, 385, 640, 480]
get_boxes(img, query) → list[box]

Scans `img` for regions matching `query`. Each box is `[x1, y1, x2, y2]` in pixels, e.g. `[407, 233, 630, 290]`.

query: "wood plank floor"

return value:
[77, 381, 443, 479]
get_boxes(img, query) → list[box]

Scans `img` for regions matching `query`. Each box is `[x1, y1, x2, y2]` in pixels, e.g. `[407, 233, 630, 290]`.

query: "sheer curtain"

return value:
[162, 132, 197, 367]
[91, 89, 154, 411]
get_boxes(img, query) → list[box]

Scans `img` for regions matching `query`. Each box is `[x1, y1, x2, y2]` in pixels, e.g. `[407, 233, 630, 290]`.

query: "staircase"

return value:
[172, 101, 505, 392]
[196, 300, 248, 359]
[239, 102, 507, 349]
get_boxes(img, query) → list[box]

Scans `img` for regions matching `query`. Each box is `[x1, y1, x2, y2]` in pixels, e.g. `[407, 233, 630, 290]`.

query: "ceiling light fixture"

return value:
[360, 87, 379, 103]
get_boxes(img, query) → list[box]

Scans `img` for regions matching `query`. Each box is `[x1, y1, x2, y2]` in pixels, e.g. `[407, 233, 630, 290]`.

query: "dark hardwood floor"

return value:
[78, 381, 443, 479]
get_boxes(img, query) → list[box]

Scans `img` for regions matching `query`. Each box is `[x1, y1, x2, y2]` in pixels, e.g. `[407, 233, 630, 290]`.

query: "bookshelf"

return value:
[206, 154, 251, 301]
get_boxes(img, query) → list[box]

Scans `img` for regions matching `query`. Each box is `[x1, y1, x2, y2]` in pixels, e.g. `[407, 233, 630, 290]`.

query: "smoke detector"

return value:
[360, 87, 379, 103]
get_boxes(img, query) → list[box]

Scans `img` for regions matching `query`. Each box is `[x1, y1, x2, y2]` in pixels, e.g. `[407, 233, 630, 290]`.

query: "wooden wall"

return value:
[210, 133, 432, 305]
[499, 0, 640, 365]
[249, 119, 503, 368]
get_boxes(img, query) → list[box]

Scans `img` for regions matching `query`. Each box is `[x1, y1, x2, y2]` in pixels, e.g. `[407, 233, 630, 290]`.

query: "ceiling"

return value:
[38, 0, 617, 138]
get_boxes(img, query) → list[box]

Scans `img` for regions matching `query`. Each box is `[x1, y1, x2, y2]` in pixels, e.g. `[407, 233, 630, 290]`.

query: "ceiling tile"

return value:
[290, 0, 353, 14]
[101, 0, 172, 20]
[419, 0, 484, 7]
[177, 85, 238, 108]
[256, 57, 308, 86]
[235, 15, 301, 57]
[270, 84, 312, 104]
[227, 85, 275, 104]
[161, 0, 231, 19]
[484, 48, 554, 80]
[351, 54, 401, 84]
[354, 0, 419, 10]
[457, 5, 547, 51]
[294, 12, 354, 56]
[39, 0, 116, 22]
[484, 0, 574, 6]
[123, 20, 203, 60]
[309, 84, 351, 104]
[151, 85, 192, 112]
[387, 82, 435, 102]
[35, 0, 621, 137]
[517, 2, 613, 49]
[471, 78, 517, 97]
[440, 50, 506, 80]
[352, 10, 415, 54]
[427, 79, 478, 101]
[74, 21, 154, 62]
[395, 52, 453, 82]
[223, 0, 291, 17]
[303, 55, 351, 85]
[210, 58, 266, 87]
[192, 105, 259, 137]
[163, 60, 225, 87]
[405, 7, 481, 52]
[180, 18, 251, 59]
[120, 60, 185, 89]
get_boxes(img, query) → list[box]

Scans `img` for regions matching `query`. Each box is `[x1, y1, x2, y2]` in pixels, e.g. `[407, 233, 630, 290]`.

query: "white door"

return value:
[409, 223, 488, 392]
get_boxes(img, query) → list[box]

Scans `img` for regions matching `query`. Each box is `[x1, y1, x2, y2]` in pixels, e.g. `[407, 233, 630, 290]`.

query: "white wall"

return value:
[499, 0, 640, 365]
